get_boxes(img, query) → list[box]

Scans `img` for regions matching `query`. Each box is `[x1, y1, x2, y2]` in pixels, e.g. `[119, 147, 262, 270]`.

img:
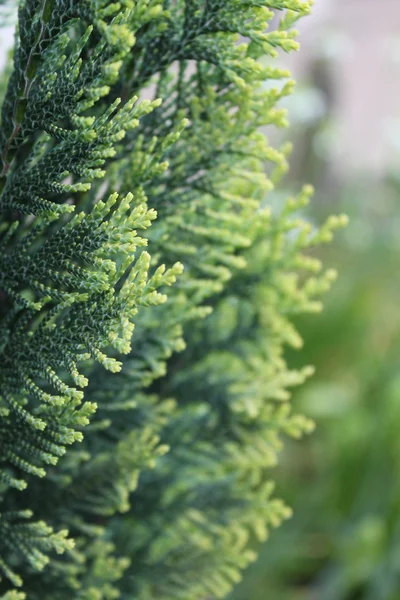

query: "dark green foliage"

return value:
[0, 1, 344, 598]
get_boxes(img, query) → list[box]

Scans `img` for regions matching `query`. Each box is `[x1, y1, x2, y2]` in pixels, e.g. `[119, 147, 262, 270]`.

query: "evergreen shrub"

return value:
[0, 1, 346, 598]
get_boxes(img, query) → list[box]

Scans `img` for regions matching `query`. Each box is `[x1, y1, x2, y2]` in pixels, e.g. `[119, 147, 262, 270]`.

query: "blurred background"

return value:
[2, 1, 400, 598]
[230, 1, 400, 599]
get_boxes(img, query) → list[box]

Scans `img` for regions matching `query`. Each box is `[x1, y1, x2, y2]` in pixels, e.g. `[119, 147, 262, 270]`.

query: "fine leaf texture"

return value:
[0, 1, 346, 598]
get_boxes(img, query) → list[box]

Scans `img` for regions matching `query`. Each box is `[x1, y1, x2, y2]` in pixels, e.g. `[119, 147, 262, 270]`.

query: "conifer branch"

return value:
[0, 1, 347, 597]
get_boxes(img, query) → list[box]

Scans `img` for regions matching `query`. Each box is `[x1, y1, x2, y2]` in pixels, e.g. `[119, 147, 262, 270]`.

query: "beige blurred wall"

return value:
[0, 25, 14, 70]
[292, 0, 400, 178]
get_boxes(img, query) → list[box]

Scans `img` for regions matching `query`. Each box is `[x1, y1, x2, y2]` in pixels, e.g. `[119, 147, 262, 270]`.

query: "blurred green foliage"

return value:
[229, 173, 400, 599]
[228, 33, 400, 595]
